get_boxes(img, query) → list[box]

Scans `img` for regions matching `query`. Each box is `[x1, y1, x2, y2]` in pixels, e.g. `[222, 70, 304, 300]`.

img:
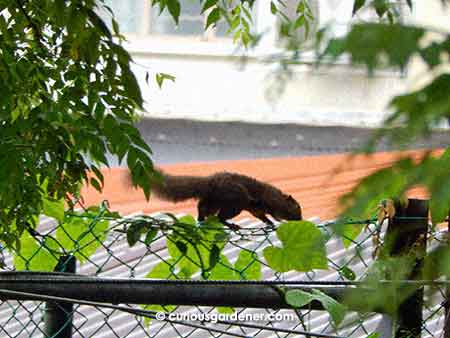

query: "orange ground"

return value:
[81, 151, 430, 221]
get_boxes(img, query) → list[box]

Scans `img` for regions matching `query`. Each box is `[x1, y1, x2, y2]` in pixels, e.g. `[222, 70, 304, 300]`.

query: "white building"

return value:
[103, 0, 450, 127]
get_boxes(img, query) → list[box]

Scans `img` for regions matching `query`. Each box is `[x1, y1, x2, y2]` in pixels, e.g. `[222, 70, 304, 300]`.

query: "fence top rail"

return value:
[0, 271, 449, 286]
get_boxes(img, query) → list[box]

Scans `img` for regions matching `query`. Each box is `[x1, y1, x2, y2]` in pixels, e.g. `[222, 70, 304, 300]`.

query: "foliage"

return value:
[285, 288, 347, 327]
[317, 6, 450, 224]
[263, 220, 328, 272]
[344, 256, 418, 315]
[0, 0, 155, 248]
[13, 203, 114, 271]
[128, 214, 263, 281]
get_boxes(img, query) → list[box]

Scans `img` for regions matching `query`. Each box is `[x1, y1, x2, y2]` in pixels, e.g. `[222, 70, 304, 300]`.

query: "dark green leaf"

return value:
[175, 240, 188, 255]
[339, 266, 356, 280]
[144, 228, 158, 245]
[206, 7, 221, 30]
[270, 1, 277, 14]
[352, 0, 366, 15]
[127, 224, 142, 247]
[90, 177, 102, 192]
[208, 244, 221, 270]
[167, 0, 181, 25]
[202, 0, 218, 14]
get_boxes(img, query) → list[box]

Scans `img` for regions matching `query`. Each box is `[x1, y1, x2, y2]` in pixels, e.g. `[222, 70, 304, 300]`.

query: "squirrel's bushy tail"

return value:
[151, 170, 209, 202]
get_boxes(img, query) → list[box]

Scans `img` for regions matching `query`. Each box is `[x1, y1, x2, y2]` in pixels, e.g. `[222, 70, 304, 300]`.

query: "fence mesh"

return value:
[0, 208, 447, 338]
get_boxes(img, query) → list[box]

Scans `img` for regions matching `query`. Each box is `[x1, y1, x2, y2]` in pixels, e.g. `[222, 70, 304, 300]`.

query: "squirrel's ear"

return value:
[286, 195, 294, 201]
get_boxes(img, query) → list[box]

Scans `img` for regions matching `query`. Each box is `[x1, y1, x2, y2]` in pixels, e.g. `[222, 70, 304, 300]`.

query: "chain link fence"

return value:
[0, 203, 447, 337]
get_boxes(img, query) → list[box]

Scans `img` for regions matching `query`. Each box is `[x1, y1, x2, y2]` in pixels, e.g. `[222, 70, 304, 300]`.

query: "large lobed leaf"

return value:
[263, 221, 328, 272]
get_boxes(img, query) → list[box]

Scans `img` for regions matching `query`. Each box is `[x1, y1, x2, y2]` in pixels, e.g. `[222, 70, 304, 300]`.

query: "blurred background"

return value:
[100, 0, 449, 165]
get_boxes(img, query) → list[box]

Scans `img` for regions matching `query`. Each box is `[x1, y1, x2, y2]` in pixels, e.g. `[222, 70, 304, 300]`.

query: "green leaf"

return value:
[209, 255, 238, 280]
[270, 1, 277, 14]
[122, 67, 143, 109]
[405, 0, 413, 10]
[201, 0, 218, 14]
[206, 7, 221, 30]
[311, 289, 346, 327]
[352, 0, 366, 15]
[175, 240, 188, 255]
[286, 289, 347, 327]
[167, 0, 181, 25]
[127, 223, 142, 247]
[285, 290, 315, 308]
[430, 197, 449, 224]
[373, 0, 389, 18]
[147, 259, 178, 279]
[333, 222, 364, 248]
[367, 333, 380, 338]
[90, 177, 102, 192]
[155, 73, 176, 89]
[234, 250, 261, 280]
[144, 228, 158, 245]
[263, 221, 328, 272]
[14, 231, 59, 271]
[339, 266, 356, 281]
[167, 238, 200, 278]
[208, 244, 221, 270]
[56, 214, 109, 263]
[217, 306, 235, 314]
[43, 197, 65, 222]
[326, 24, 425, 72]
[178, 215, 197, 225]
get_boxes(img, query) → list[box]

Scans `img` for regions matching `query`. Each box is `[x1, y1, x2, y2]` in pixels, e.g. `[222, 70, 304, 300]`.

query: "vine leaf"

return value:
[263, 221, 328, 272]
[286, 289, 347, 327]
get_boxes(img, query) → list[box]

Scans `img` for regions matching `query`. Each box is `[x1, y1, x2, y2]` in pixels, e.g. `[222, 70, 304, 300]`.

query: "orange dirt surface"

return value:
[81, 150, 433, 222]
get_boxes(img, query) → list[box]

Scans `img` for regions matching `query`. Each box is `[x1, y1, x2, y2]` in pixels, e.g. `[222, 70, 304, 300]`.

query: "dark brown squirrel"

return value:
[144, 170, 302, 229]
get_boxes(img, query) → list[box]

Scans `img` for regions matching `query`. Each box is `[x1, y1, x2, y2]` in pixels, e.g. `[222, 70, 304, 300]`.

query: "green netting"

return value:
[0, 210, 447, 338]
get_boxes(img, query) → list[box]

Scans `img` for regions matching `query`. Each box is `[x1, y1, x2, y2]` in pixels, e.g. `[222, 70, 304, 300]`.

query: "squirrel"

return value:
[137, 170, 302, 230]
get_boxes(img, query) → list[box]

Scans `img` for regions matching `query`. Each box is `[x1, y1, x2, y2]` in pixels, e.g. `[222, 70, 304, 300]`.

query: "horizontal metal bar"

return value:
[0, 272, 354, 310]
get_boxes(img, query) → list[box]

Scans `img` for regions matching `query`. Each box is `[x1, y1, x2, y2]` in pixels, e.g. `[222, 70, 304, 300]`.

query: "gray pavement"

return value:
[108, 118, 449, 165]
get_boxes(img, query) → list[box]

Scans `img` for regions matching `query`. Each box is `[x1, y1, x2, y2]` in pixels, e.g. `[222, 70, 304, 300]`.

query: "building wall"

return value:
[113, 0, 449, 127]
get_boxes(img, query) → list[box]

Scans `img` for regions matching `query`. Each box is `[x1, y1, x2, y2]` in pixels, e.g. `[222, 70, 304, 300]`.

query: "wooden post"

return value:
[385, 199, 428, 338]
[44, 255, 76, 338]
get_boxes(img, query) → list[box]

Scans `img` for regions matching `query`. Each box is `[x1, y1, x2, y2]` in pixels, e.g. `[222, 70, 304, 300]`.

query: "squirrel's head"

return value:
[273, 194, 302, 221]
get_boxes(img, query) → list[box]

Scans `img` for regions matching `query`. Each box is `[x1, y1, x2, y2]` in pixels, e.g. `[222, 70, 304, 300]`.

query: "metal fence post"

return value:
[44, 255, 76, 338]
[385, 199, 428, 338]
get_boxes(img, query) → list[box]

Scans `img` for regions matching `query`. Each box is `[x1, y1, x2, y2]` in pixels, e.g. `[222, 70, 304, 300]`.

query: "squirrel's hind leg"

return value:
[217, 207, 242, 230]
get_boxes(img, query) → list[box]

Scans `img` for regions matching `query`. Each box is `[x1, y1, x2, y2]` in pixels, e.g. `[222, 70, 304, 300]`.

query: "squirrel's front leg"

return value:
[249, 209, 274, 226]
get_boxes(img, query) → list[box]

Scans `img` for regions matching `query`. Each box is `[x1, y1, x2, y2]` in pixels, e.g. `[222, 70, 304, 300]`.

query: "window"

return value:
[102, 0, 228, 39]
